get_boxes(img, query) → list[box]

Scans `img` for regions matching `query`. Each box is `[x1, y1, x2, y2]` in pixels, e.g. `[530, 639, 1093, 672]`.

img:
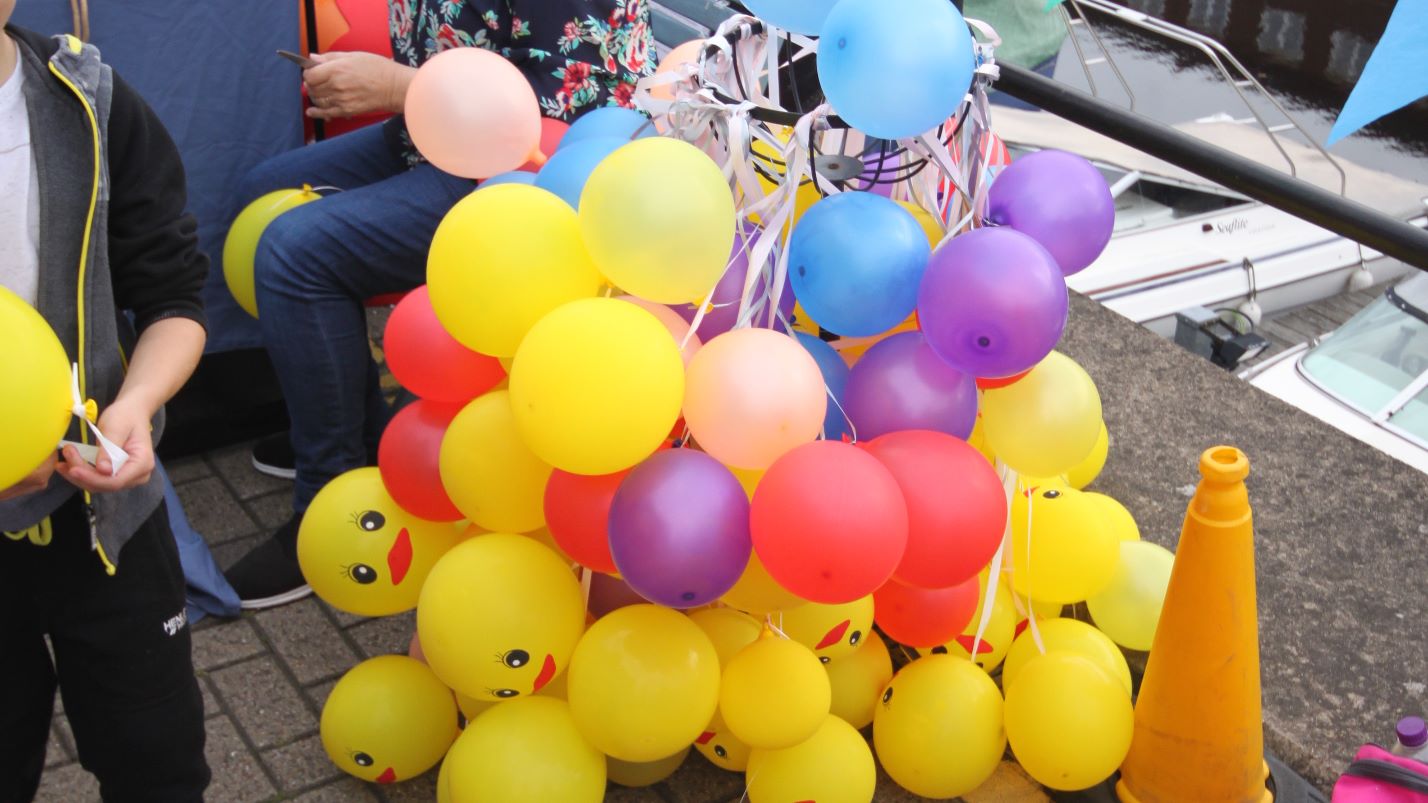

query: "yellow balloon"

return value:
[982, 351, 1102, 478]
[894, 200, 946, 247]
[967, 409, 996, 465]
[720, 554, 806, 616]
[873, 654, 1005, 798]
[456, 692, 495, 723]
[1065, 421, 1109, 489]
[437, 754, 453, 803]
[1085, 492, 1141, 542]
[745, 716, 876, 803]
[1001, 617, 1132, 696]
[720, 635, 831, 750]
[524, 526, 576, 564]
[920, 573, 1017, 673]
[1004, 652, 1134, 791]
[297, 467, 462, 616]
[427, 184, 603, 357]
[1009, 482, 1120, 604]
[567, 604, 720, 761]
[320, 656, 458, 785]
[688, 607, 762, 668]
[0, 287, 73, 489]
[729, 465, 764, 500]
[780, 596, 874, 663]
[1086, 540, 1174, 651]
[448, 697, 605, 802]
[694, 710, 753, 771]
[825, 631, 892, 729]
[222, 187, 320, 318]
[417, 534, 586, 701]
[509, 298, 684, 475]
[439, 390, 552, 533]
[580, 138, 736, 304]
[607, 748, 689, 788]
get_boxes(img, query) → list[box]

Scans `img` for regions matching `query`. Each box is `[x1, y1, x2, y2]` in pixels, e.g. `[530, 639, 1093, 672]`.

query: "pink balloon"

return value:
[404, 48, 541, 179]
[408, 631, 426, 664]
[651, 40, 704, 101]
[617, 295, 702, 366]
[684, 329, 826, 470]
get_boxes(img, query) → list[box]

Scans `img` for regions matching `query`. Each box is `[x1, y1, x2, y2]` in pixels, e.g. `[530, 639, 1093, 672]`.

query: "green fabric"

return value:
[963, 0, 1068, 68]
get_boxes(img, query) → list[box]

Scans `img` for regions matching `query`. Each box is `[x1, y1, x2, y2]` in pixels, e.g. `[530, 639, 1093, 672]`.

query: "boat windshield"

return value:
[1301, 284, 1428, 417]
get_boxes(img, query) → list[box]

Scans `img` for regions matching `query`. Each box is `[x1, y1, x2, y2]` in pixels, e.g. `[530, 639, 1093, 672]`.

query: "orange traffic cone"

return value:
[1116, 446, 1272, 803]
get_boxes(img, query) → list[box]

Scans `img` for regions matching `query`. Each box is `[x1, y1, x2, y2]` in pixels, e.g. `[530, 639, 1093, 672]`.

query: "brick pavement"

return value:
[31, 442, 1050, 802]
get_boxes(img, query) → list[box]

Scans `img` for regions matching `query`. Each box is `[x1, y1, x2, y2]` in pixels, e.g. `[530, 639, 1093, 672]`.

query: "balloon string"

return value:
[1023, 477, 1047, 655]
[579, 566, 592, 611]
[970, 462, 1017, 661]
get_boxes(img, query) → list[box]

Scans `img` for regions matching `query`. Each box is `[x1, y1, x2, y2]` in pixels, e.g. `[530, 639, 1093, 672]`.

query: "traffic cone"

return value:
[1116, 446, 1272, 803]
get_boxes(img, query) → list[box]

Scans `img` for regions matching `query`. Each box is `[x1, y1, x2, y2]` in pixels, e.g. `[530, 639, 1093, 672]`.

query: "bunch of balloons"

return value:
[288, 7, 1179, 799]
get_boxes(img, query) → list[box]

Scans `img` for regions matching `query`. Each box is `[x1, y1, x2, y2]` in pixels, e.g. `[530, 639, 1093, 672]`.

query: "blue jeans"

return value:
[238, 125, 474, 512]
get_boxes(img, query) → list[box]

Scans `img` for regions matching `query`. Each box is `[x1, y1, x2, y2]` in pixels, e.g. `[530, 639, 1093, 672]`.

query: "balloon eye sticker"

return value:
[500, 649, 530, 668]
[345, 564, 378, 585]
[1043, 490, 1061, 500]
[355, 510, 387, 532]
[881, 686, 894, 707]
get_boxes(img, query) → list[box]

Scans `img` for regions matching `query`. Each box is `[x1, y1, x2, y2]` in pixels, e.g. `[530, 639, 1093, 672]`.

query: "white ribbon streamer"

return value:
[64, 363, 128, 476]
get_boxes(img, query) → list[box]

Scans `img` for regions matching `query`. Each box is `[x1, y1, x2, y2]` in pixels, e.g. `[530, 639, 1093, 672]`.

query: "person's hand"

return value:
[0, 453, 58, 502]
[304, 51, 412, 119]
[55, 400, 155, 494]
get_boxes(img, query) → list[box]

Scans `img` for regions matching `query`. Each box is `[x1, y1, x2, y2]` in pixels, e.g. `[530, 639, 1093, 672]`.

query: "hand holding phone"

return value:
[277, 49, 318, 69]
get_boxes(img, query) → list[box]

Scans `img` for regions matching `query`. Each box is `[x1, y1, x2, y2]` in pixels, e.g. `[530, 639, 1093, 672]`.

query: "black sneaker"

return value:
[251, 432, 296, 480]
[224, 515, 312, 610]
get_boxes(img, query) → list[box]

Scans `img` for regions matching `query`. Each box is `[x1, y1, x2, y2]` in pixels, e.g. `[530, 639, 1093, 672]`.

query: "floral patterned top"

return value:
[387, 0, 656, 162]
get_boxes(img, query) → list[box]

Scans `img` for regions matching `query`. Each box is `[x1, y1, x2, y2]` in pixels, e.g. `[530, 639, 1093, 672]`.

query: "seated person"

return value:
[224, 0, 657, 609]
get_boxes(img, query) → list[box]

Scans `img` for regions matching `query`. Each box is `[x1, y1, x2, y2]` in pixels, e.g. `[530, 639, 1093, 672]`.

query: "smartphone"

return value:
[277, 49, 317, 69]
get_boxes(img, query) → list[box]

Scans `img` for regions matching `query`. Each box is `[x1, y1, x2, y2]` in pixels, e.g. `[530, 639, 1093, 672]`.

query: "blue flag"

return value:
[1328, 0, 1428, 145]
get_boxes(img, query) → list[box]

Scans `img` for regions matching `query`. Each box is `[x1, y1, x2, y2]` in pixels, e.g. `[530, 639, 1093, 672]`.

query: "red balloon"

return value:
[862, 430, 1006, 589]
[750, 441, 908, 604]
[377, 400, 464, 521]
[873, 575, 980, 648]
[520, 118, 571, 172]
[975, 368, 1031, 390]
[384, 286, 505, 403]
[543, 469, 628, 574]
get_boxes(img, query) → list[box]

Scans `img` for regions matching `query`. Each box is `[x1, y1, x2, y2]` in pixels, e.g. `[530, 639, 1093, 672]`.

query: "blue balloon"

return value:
[534, 137, 625, 209]
[559, 107, 654, 150]
[742, 0, 841, 35]
[788, 192, 931, 337]
[795, 332, 852, 441]
[479, 171, 537, 188]
[818, 0, 977, 140]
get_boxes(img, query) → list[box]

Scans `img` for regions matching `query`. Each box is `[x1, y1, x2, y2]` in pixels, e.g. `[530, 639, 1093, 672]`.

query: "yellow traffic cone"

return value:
[1116, 446, 1272, 803]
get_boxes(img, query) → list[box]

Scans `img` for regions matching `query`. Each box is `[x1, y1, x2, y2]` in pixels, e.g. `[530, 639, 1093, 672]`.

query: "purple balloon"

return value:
[607, 449, 752, 608]
[854, 146, 901, 198]
[844, 331, 977, 440]
[674, 226, 795, 337]
[918, 227, 1068, 379]
[986, 149, 1114, 276]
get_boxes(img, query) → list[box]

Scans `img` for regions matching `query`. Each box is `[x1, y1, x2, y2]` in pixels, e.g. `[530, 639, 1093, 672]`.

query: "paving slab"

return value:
[253, 597, 360, 685]
[262, 733, 345, 794]
[203, 715, 278, 803]
[293, 776, 382, 802]
[192, 617, 266, 671]
[210, 656, 318, 751]
[164, 454, 213, 484]
[208, 442, 295, 500]
[34, 761, 99, 802]
[179, 476, 260, 546]
[347, 610, 418, 659]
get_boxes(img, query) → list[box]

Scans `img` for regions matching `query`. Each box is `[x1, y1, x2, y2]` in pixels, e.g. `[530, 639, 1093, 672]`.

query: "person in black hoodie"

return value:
[0, 6, 211, 800]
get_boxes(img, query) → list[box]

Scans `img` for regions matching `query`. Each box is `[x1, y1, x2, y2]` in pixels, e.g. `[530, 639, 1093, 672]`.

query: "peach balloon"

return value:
[651, 40, 704, 101]
[684, 329, 825, 470]
[617, 295, 702, 367]
[405, 48, 541, 179]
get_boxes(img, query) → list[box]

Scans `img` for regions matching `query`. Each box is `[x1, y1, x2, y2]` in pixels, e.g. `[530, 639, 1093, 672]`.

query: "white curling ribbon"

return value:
[970, 461, 1018, 660]
[1020, 475, 1048, 655]
[65, 363, 128, 476]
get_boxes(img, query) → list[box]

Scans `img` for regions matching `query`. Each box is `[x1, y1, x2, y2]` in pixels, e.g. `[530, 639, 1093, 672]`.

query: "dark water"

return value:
[1044, 0, 1428, 184]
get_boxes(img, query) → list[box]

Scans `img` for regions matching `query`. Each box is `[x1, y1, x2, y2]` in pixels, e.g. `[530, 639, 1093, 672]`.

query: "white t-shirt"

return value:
[0, 41, 41, 307]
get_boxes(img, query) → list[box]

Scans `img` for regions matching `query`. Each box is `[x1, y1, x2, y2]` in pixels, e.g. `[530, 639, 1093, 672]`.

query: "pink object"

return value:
[617, 296, 702, 367]
[1332, 744, 1428, 802]
[407, 631, 426, 663]
[404, 48, 541, 179]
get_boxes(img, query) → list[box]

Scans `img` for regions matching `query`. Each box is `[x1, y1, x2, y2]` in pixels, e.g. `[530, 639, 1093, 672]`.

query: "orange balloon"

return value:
[683, 329, 825, 470]
[616, 296, 702, 367]
[651, 40, 704, 101]
[405, 48, 540, 179]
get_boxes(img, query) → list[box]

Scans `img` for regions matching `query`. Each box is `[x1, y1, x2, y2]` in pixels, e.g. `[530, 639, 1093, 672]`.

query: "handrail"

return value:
[994, 63, 1428, 272]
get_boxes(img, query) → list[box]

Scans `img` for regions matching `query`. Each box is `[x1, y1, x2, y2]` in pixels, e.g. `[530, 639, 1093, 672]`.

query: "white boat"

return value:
[1238, 273, 1428, 475]
[993, 106, 1428, 337]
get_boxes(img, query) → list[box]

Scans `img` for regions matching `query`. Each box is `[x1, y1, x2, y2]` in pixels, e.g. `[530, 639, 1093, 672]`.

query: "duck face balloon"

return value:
[418, 533, 586, 702]
[298, 467, 462, 616]
[780, 595, 875, 663]
[693, 710, 752, 772]
[321, 655, 459, 785]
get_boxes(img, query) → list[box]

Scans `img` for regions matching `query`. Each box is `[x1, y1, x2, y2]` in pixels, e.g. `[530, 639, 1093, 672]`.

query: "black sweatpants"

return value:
[0, 498, 210, 803]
